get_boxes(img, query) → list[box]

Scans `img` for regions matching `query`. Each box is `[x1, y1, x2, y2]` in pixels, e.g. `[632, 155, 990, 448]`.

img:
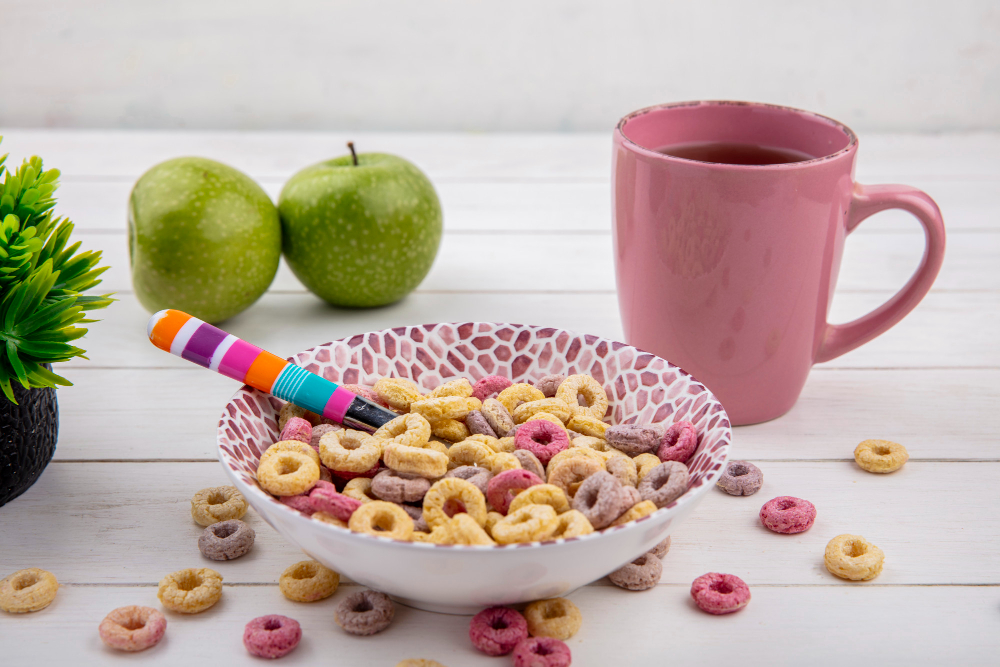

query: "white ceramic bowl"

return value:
[218, 323, 732, 614]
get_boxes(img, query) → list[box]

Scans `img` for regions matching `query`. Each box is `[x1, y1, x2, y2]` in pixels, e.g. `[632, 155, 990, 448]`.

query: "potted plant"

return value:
[0, 139, 112, 506]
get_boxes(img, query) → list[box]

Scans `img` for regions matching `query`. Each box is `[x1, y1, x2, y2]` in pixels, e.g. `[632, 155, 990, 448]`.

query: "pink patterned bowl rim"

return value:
[217, 322, 732, 550]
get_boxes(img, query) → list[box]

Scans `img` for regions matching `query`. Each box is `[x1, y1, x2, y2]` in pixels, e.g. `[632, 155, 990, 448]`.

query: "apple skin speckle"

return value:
[278, 152, 443, 308]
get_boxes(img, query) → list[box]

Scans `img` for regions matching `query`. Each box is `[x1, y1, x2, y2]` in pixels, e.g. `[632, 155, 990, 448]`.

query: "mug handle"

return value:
[815, 184, 946, 363]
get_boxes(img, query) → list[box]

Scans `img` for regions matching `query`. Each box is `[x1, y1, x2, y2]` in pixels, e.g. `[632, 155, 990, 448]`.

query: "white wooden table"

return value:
[1, 131, 997, 665]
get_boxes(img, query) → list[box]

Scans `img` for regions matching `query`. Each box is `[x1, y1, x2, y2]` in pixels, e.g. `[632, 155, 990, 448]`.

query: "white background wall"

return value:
[1, 0, 998, 132]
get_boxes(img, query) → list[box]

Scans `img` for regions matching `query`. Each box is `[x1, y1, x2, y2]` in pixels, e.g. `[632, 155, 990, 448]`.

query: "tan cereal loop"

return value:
[634, 453, 662, 483]
[430, 418, 470, 442]
[319, 429, 382, 473]
[279, 560, 340, 602]
[374, 377, 424, 411]
[611, 500, 658, 526]
[494, 436, 517, 453]
[343, 477, 378, 504]
[313, 511, 349, 528]
[546, 446, 606, 477]
[496, 383, 545, 414]
[425, 439, 450, 455]
[157, 568, 223, 614]
[384, 442, 449, 478]
[547, 455, 605, 498]
[566, 414, 608, 438]
[525, 411, 570, 435]
[374, 413, 432, 448]
[486, 452, 522, 474]
[349, 501, 415, 541]
[854, 439, 909, 473]
[572, 436, 611, 451]
[824, 534, 885, 581]
[429, 513, 495, 545]
[556, 374, 609, 420]
[551, 509, 594, 539]
[466, 433, 506, 452]
[508, 484, 571, 515]
[422, 478, 488, 529]
[606, 455, 638, 487]
[429, 378, 473, 398]
[411, 531, 434, 543]
[190, 486, 248, 526]
[0, 568, 59, 613]
[448, 440, 495, 469]
[256, 450, 320, 496]
[260, 440, 320, 467]
[524, 598, 583, 639]
[492, 504, 560, 544]
[397, 659, 448, 667]
[484, 511, 504, 537]
[411, 396, 482, 422]
[513, 398, 573, 424]
[481, 398, 517, 437]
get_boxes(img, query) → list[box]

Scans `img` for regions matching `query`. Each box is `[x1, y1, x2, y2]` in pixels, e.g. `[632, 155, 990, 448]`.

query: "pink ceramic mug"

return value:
[612, 101, 945, 425]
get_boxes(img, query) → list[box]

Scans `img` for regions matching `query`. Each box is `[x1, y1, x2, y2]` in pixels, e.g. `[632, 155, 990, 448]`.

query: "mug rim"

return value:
[615, 100, 858, 169]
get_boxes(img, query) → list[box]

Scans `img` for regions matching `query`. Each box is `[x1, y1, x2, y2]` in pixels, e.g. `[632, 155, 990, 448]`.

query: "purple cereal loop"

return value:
[465, 410, 498, 438]
[473, 375, 513, 401]
[243, 615, 302, 659]
[648, 535, 672, 559]
[280, 494, 316, 516]
[533, 374, 566, 398]
[309, 484, 363, 521]
[571, 471, 629, 529]
[514, 420, 570, 466]
[469, 606, 529, 656]
[716, 460, 763, 496]
[690, 572, 751, 615]
[511, 637, 572, 667]
[657, 420, 698, 463]
[334, 590, 395, 636]
[605, 424, 661, 457]
[638, 461, 689, 508]
[397, 503, 430, 532]
[310, 423, 341, 449]
[759, 496, 817, 534]
[371, 469, 433, 504]
[445, 466, 493, 496]
[198, 520, 255, 561]
[607, 553, 663, 590]
[622, 485, 642, 507]
[98, 606, 167, 652]
[487, 469, 545, 515]
[512, 449, 546, 480]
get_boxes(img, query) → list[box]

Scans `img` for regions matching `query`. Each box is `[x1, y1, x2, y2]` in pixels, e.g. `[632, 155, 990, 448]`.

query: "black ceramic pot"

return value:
[0, 380, 58, 507]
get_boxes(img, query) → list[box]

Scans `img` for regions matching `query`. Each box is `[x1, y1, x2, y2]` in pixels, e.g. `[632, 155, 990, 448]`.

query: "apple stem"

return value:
[347, 142, 358, 166]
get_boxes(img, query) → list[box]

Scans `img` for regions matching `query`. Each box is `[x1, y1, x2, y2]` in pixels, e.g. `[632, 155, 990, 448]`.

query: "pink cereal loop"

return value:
[279, 417, 313, 444]
[512, 637, 572, 667]
[657, 420, 698, 463]
[514, 420, 570, 466]
[487, 469, 545, 515]
[759, 496, 817, 534]
[98, 606, 167, 652]
[690, 572, 751, 615]
[473, 375, 513, 401]
[469, 606, 529, 656]
[309, 485, 363, 521]
[243, 614, 302, 659]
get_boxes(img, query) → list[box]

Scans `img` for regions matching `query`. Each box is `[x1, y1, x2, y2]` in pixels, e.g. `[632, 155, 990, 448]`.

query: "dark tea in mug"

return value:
[655, 141, 815, 165]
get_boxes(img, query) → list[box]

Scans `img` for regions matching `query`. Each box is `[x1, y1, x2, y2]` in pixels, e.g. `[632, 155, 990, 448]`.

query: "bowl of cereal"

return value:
[218, 323, 732, 614]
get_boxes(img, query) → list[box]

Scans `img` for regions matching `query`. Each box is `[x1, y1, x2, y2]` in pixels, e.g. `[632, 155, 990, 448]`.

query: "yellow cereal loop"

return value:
[492, 504, 560, 544]
[572, 435, 610, 451]
[190, 485, 248, 526]
[525, 411, 570, 435]
[319, 429, 382, 473]
[611, 500, 658, 526]
[495, 436, 517, 453]
[508, 484, 571, 515]
[383, 442, 449, 478]
[0, 568, 59, 613]
[313, 511, 349, 528]
[606, 455, 638, 487]
[524, 598, 583, 639]
[634, 453, 662, 483]
[429, 378, 474, 398]
[396, 660, 448, 667]
[484, 511, 504, 537]
[349, 501, 415, 541]
[486, 452, 522, 474]
[342, 477, 378, 504]
[566, 414, 608, 438]
[513, 398, 574, 424]
[423, 478, 488, 529]
[279, 560, 340, 602]
[824, 534, 885, 581]
[374, 413, 432, 448]
[374, 377, 423, 411]
[854, 439, 909, 473]
[546, 447, 606, 478]
[157, 568, 223, 614]
[430, 513, 495, 545]
[430, 418, 469, 442]
[261, 440, 320, 467]
[411, 531, 434, 543]
[497, 383, 545, 414]
[556, 374, 609, 420]
[551, 510, 595, 539]
[547, 456, 604, 498]
[425, 439, 450, 455]
[411, 396, 482, 422]
[448, 440, 495, 469]
[256, 450, 320, 496]
[466, 433, 503, 452]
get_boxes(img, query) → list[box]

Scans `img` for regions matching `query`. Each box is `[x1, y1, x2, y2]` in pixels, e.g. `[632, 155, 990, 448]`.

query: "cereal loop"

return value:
[515, 420, 570, 466]
[279, 560, 340, 602]
[524, 411, 569, 434]
[313, 511, 349, 528]
[374, 377, 423, 411]
[638, 461, 689, 508]
[99, 606, 167, 652]
[634, 453, 663, 483]
[658, 420, 698, 463]
[690, 572, 751, 614]
[604, 424, 661, 456]
[609, 554, 663, 591]
[508, 484, 570, 515]
[423, 478, 488, 529]
[565, 414, 607, 438]
[430, 418, 470, 442]
[449, 440, 495, 469]
[466, 410, 498, 438]
[279, 402, 320, 430]
[611, 499, 658, 526]
[534, 374, 567, 398]
[487, 452, 522, 475]
[430, 513, 495, 545]
[469, 606, 529, 656]
[759, 496, 817, 534]
[261, 440, 321, 467]
[512, 637, 572, 667]
[512, 449, 546, 480]
[649, 535, 672, 558]
[481, 398, 516, 437]
[547, 456, 603, 499]
[374, 413, 432, 448]
[190, 485, 249, 526]
[384, 442, 449, 478]
[257, 451, 320, 496]
[310, 423, 341, 448]
[854, 439, 909, 473]
[487, 469, 545, 515]
[320, 429, 382, 473]
[397, 660, 447, 667]
[0, 568, 58, 613]
[545, 446, 605, 476]
[445, 465, 493, 496]
[512, 398, 573, 425]
[556, 374, 608, 420]
[524, 598, 582, 640]
[349, 501, 415, 540]
[309, 483, 364, 520]
[198, 520, 255, 561]
[491, 504, 559, 544]
[606, 455, 638, 487]
[824, 534, 885, 581]
[335, 590, 395, 636]
[411, 396, 482, 422]
[243, 614, 302, 659]
[716, 460, 763, 496]
[279, 416, 313, 445]
[497, 383, 545, 414]
[157, 568, 223, 614]
[429, 378, 474, 398]
[572, 471, 630, 529]
[342, 477, 378, 504]
[371, 469, 433, 504]
[550, 509, 594, 539]
[472, 375, 513, 401]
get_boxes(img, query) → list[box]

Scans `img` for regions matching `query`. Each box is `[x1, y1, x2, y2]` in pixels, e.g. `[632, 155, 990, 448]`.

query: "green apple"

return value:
[278, 150, 442, 307]
[129, 157, 281, 323]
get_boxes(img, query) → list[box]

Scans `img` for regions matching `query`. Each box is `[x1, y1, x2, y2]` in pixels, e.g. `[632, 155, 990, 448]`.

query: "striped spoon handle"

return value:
[146, 309, 398, 433]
